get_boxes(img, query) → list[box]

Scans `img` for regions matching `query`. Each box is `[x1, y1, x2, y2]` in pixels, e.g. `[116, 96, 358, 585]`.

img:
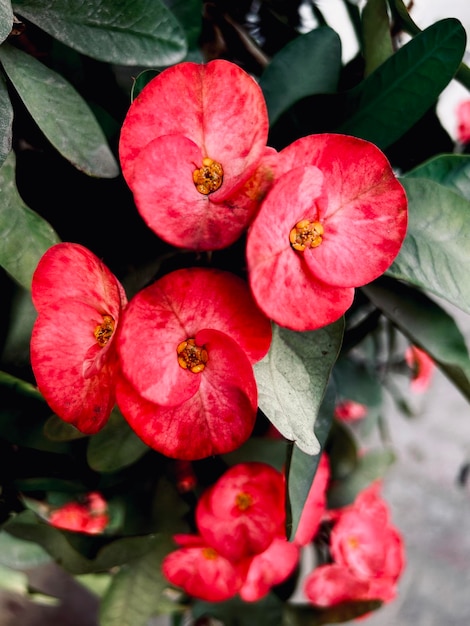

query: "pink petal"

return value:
[277, 134, 407, 287]
[116, 330, 257, 460]
[119, 60, 268, 192]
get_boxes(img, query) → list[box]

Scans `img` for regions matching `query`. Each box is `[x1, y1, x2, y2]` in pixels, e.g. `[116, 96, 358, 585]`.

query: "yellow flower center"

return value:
[193, 157, 224, 195]
[177, 338, 208, 374]
[289, 219, 324, 251]
[235, 492, 254, 511]
[94, 314, 115, 347]
[202, 547, 218, 560]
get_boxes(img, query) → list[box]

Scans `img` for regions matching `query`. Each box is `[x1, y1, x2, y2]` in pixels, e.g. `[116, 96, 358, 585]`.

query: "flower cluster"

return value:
[304, 481, 405, 607]
[48, 492, 109, 535]
[162, 457, 330, 602]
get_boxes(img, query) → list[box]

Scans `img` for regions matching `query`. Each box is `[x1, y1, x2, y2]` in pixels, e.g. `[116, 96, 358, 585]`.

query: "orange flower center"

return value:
[347, 535, 360, 549]
[235, 492, 253, 511]
[289, 219, 324, 251]
[202, 547, 218, 560]
[193, 157, 224, 195]
[94, 314, 115, 347]
[177, 338, 208, 374]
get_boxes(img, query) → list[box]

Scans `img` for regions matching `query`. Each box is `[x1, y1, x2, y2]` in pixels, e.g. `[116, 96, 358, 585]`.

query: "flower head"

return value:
[334, 400, 368, 422]
[116, 268, 271, 459]
[405, 344, 435, 393]
[246, 134, 408, 331]
[30, 243, 127, 434]
[119, 60, 274, 251]
[456, 99, 470, 144]
[48, 492, 109, 535]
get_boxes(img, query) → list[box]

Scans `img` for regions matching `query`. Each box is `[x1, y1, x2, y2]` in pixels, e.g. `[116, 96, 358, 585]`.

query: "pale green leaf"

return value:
[0, 0, 13, 43]
[404, 153, 470, 200]
[0, 530, 51, 569]
[0, 150, 60, 289]
[0, 43, 119, 177]
[387, 177, 470, 315]
[254, 319, 343, 456]
[12, 0, 187, 66]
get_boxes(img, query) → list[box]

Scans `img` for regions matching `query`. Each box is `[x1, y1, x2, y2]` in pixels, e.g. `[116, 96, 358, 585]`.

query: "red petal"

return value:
[119, 60, 268, 192]
[116, 330, 257, 460]
[30, 300, 117, 433]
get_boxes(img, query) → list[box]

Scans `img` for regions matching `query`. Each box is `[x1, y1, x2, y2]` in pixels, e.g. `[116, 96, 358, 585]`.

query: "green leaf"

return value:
[12, 0, 187, 66]
[387, 177, 470, 315]
[0, 0, 13, 43]
[327, 448, 395, 508]
[99, 538, 176, 626]
[404, 154, 470, 200]
[362, 276, 470, 403]
[4, 510, 165, 575]
[193, 593, 283, 626]
[0, 151, 59, 289]
[0, 64, 13, 168]
[0, 43, 119, 177]
[284, 600, 382, 625]
[87, 408, 149, 473]
[285, 384, 335, 540]
[361, 0, 393, 76]
[336, 18, 467, 148]
[0, 530, 51, 569]
[259, 26, 342, 126]
[254, 319, 344, 455]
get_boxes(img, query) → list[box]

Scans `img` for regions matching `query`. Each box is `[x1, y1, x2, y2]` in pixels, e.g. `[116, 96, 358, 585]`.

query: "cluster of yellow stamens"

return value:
[177, 338, 208, 374]
[94, 314, 115, 347]
[193, 157, 224, 195]
[235, 491, 254, 511]
[289, 219, 324, 251]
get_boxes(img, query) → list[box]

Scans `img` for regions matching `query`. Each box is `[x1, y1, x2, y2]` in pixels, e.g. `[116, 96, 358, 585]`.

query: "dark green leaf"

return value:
[12, 0, 187, 66]
[0, 0, 13, 43]
[4, 510, 165, 574]
[404, 154, 470, 200]
[284, 600, 382, 625]
[163, 0, 202, 55]
[336, 18, 467, 148]
[0, 69, 13, 168]
[193, 593, 284, 626]
[99, 538, 177, 626]
[0, 43, 119, 177]
[387, 177, 470, 315]
[259, 27, 342, 125]
[285, 384, 336, 539]
[0, 150, 59, 289]
[362, 277, 470, 403]
[87, 408, 149, 473]
[361, 0, 393, 76]
[254, 320, 344, 456]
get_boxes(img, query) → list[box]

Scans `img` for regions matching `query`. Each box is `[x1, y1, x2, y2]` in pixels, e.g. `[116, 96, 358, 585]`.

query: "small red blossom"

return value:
[195, 462, 286, 562]
[405, 345, 435, 393]
[48, 492, 109, 535]
[116, 268, 271, 459]
[294, 453, 330, 546]
[30, 243, 127, 434]
[456, 99, 470, 144]
[119, 60, 275, 251]
[334, 400, 368, 422]
[246, 134, 408, 331]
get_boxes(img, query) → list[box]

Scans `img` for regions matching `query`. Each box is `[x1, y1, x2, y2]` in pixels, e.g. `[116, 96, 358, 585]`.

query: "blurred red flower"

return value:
[405, 345, 435, 393]
[334, 400, 368, 422]
[30, 243, 127, 434]
[456, 99, 470, 144]
[48, 492, 109, 535]
[116, 268, 271, 459]
[119, 60, 275, 251]
[246, 134, 408, 331]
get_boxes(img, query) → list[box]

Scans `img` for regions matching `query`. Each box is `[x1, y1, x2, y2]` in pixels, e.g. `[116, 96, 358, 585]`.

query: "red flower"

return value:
[334, 400, 368, 422]
[116, 268, 271, 460]
[195, 462, 286, 562]
[162, 535, 244, 602]
[294, 452, 330, 546]
[304, 563, 371, 607]
[30, 243, 127, 434]
[48, 492, 109, 535]
[246, 134, 408, 331]
[405, 345, 435, 393]
[119, 60, 274, 251]
[456, 99, 470, 144]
